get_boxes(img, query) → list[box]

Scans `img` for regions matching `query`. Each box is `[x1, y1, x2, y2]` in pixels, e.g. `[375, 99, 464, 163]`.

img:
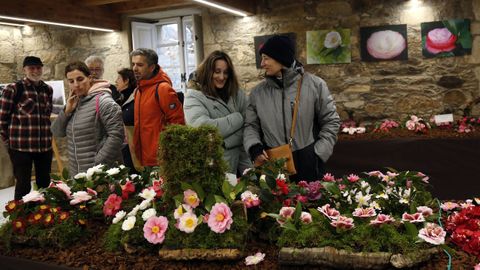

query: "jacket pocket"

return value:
[18, 98, 36, 115]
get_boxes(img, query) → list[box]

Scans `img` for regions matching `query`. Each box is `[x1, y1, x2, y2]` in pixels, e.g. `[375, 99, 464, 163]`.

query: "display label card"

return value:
[434, 114, 453, 125]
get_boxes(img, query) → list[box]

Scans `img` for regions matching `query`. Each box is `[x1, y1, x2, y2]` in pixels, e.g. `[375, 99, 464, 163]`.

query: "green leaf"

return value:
[192, 182, 205, 201]
[50, 174, 61, 181]
[266, 213, 280, 220]
[404, 222, 418, 237]
[180, 182, 193, 191]
[282, 222, 298, 232]
[308, 208, 322, 221]
[62, 168, 70, 180]
[204, 194, 215, 211]
[293, 202, 302, 221]
[173, 194, 184, 207]
[222, 180, 232, 199]
[266, 176, 277, 190]
[234, 180, 246, 195]
[214, 195, 228, 204]
[322, 181, 341, 196]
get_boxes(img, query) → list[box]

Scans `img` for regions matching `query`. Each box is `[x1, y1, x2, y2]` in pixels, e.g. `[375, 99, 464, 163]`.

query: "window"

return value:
[132, 15, 202, 92]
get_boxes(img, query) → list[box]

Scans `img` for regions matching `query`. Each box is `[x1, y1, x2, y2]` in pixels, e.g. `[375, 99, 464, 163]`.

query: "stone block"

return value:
[0, 41, 15, 64]
[470, 36, 480, 64]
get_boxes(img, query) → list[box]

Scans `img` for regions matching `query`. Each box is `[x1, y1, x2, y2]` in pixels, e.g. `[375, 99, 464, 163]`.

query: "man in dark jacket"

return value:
[0, 56, 53, 199]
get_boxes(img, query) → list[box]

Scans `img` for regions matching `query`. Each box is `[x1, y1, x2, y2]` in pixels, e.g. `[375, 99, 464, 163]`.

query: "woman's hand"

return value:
[65, 91, 79, 116]
[254, 150, 269, 166]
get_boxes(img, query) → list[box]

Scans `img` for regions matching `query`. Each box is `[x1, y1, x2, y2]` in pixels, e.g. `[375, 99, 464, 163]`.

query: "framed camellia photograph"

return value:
[421, 19, 472, 58]
[254, 33, 296, 69]
[360, 24, 408, 61]
[306, 29, 351, 64]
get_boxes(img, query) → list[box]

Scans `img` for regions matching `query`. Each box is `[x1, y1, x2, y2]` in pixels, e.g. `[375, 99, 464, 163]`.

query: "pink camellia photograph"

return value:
[360, 24, 408, 61]
[421, 19, 472, 58]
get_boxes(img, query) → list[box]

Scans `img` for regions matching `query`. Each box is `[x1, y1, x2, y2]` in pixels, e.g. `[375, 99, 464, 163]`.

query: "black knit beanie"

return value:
[259, 35, 295, 68]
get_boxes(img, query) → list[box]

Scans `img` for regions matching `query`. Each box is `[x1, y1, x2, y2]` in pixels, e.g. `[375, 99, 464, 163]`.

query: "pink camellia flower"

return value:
[367, 30, 406, 59]
[22, 190, 45, 203]
[241, 191, 260, 208]
[322, 173, 335, 182]
[460, 199, 474, 209]
[295, 194, 308, 204]
[418, 222, 446, 245]
[347, 174, 360, 183]
[143, 216, 168, 244]
[402, 212, 425, 223]
[417, 206, 433, 217]
[103, 194, 122, 216]
[277, 206, 296, 225]
[370, 214, 395, 226]
[208, 202, 233, 233]
[306, 181, 323, 201]
[331, 215, 355, 229]
[352, 207, 376, 218]
[300, 212, 313, 224]
[318, 204, 340, 220]
[183, 189, 200, 208]
[50, 181, 72, 198]
[151, 180, 164, 198]
[425, 28, 457, 54]
[441, 201, 460, 211]
[367, 170, 385, 179]
[475, 263, 480, 270]
[70, 191, 92, 205]
[86, 188, 97, 196]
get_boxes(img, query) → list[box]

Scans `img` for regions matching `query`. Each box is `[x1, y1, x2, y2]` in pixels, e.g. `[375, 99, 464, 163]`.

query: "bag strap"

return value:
[289, 75, 303, 144]
[154, 81, 167, 115]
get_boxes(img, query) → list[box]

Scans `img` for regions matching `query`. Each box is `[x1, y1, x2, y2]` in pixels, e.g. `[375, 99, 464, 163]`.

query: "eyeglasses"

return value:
[89, 68, 103, 72]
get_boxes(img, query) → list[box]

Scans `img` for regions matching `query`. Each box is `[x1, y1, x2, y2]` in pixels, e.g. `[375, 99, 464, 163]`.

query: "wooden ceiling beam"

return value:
[0, 0, 121, 30]
[83, 0, 132, 6]
[110, 0, 194, 15]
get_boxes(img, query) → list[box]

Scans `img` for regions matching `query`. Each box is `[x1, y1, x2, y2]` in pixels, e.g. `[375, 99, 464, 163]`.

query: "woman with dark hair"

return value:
[51, 61, 124, 176]
[115, 68, 140, 173]
[184, 50, 251, 175]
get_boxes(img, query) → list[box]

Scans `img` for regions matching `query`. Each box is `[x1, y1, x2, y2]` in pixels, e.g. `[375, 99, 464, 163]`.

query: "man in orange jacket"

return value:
[130, 48, 185, 167]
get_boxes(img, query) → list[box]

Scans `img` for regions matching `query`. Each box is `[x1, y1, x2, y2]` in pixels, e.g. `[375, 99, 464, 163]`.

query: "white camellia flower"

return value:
[139, 199, 151, 210]
[142, 208, 157, 221]
[119, 165, 125, 169]
[112, 210, 126, 224]
[128, 205, 141, 217]
[139, 188, 156, 201]
[324, 31, 342, 48]
[121, 216, 136, 231]
[74, 172, 87, 179]
[106, 167, 120, 176]
[259, 175, 266, 182]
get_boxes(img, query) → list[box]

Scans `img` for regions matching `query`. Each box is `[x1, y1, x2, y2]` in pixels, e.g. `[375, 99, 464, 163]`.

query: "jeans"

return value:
[8, 149, 52, 200]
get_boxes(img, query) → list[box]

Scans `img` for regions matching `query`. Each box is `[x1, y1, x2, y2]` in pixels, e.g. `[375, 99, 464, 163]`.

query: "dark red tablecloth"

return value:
[326, 138, 480, 200]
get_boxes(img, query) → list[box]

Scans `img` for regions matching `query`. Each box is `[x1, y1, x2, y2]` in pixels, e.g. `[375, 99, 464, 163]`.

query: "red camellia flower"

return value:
[152, 180, 164, 198]
[103, 194, 123, 216]
[77, 219, 87, 226]
[5, 200, 20, 213]
[32, 212, 43, 224]
[121, 180, 135, 200]
[39, 204, 50, 213]
[425, 28, 457, 54]
[276, 179, 289, 195]
[58, 211, 70, 222]
[12, 218, 26, 234]
[43, 213, 54, 226]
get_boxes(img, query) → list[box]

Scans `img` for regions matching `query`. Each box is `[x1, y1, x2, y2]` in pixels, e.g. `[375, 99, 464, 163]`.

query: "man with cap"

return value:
[244, 35, 341, 182]
[0, 56, 53, 200]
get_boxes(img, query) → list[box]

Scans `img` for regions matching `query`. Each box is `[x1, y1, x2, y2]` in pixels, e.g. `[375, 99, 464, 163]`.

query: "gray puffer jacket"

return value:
[244, 65, 340, 163]
[51, 81, 124, 176]
[184, 87, 252, 174]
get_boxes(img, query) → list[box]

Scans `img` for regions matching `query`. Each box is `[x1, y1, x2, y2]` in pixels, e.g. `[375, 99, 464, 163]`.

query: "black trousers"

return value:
[289, 142, 325, 182]
[8, 149, 52, 200]
[121, 144, 139, 175]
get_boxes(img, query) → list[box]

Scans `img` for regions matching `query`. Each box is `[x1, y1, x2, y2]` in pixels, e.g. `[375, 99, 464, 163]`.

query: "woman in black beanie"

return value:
[244, 35, 341, 182]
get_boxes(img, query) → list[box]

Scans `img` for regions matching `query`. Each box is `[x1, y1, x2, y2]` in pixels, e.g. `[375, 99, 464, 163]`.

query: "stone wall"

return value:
[201, 0, 480, 122]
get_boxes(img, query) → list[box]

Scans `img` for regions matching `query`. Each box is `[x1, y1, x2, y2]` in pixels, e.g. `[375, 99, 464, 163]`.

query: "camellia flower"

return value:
[143, 216, 168, 244]
[322, 173, 335, 182]
[208, 202, 233, 233]
[425, 27, 457, 54]
[43, 213, 54, 226]
[352, 207, 376, 218]
[178, 212, 198, 233]
[277, 174, 286, 181]
[112, 210, 126, 224]
[139, 188, 156, 201]
[347, 174, 360, 183]
[86, 188, 97, 196]
[106, 167, 120, 176]
[276, 179, 289, 195]
[5, 200, 20, 213]
[103, 194, 122, 216]
[300, 212, 312, 224]
[331, 215, 355, 229]
[324, 31, 342, 49]
[259, 175, 266, 182]
[121, 180, 135, 200]
[460, 199, 474, 209]
[355, 191, 371, 207]
[121, 216, 136, 231]
[241, 191, 261, 208]
[245, 252, 266, 266]
[318, 204, 340, 220]
[139, 199, 151, 210]
[418, 222, 446, 245]
[305, 181, 323, 201]
[174, 204, 193, 220]
[367, 170, 385, 179]
[50, 181, 72, 198]
[70, 191, 92, 205]
[417, 206, 433, 217]
[152, 179, 164, 198]
[475, 263, 480, 270]
[416, 172, 429, 183]
[74, 172, 87, 179]
[86, 164, 104, 180]
[142, 208, 157, 221]
[127, 205, 141, 217]
[402, 212, 425, 223]
[12, 218, 26, 234]
[277, 206, 296, 225]
[183, 189, 200, 208]
[58, 211, 70, 222]
[441, 201, 460, 211]
[370, 214, 395, 226]
[367, 30, 406, 59]
[22, 190, 45, 203]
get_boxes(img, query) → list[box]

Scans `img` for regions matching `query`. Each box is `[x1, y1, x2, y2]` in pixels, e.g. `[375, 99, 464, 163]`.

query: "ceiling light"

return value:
[0, 21, 25, 27]
[193, 0, 248, 17]
[0, 15, 114, 32]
